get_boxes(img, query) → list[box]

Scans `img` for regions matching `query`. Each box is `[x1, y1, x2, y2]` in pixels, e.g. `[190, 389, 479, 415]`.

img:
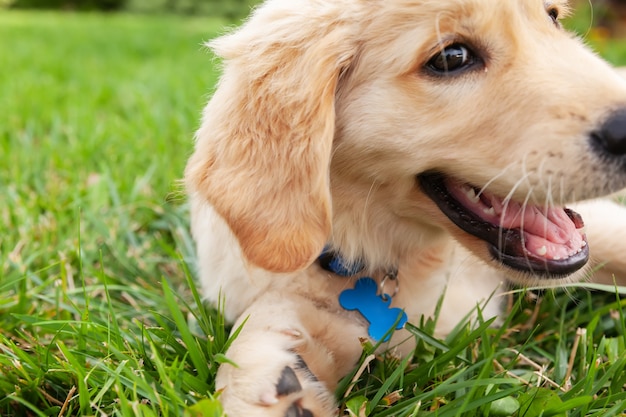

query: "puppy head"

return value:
[187, 0, 626, 280]
[185, 1, 359, 272]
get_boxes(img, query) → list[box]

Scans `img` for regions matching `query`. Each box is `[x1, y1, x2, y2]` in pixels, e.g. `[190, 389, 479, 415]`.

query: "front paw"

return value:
[216, 333, 336, 416]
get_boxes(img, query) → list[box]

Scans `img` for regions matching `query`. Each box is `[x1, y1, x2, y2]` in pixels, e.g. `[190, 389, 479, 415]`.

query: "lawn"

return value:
[0, 11, 228, 416]
[0, 9, 625, 417]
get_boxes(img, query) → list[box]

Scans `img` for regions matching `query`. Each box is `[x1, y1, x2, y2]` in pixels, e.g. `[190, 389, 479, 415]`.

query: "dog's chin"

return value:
[417, 172, 590, 279]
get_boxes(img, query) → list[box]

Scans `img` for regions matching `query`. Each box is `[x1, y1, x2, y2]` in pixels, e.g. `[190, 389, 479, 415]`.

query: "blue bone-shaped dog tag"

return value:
[339, 277, 408, 342]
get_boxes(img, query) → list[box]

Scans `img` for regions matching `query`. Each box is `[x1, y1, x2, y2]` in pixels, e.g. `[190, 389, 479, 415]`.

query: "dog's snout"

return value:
[592, 109, 626, 156]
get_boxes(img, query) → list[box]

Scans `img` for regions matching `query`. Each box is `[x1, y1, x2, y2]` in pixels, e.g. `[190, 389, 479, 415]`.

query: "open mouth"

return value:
[418, 172, 589, 277]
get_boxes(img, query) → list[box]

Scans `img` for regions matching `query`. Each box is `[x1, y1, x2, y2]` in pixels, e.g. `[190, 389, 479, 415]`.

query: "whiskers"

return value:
[483, 153, 573, 277]
[486, 152, 587, 282]
[498, 170, 534, 273]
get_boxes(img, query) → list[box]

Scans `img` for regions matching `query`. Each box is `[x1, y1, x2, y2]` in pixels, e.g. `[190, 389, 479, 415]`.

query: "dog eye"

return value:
[426, 43, 477, 75]
[547, 7, 560, 26]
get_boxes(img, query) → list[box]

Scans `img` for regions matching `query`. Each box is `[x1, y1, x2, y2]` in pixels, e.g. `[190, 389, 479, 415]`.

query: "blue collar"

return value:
[317, 247, 365, 277]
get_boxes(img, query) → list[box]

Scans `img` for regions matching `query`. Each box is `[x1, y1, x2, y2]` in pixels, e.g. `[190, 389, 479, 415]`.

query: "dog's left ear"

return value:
[185, 3, 357, 273]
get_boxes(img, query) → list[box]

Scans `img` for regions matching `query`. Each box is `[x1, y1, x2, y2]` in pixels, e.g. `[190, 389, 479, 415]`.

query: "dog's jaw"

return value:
[417, 172, 590, 278]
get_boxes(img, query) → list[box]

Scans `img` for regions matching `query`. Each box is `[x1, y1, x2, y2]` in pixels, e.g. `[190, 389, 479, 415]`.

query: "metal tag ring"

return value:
[379, 270, 399, 300]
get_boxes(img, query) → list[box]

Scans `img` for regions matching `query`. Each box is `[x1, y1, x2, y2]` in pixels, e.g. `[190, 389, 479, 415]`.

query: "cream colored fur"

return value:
[185, 1, 626, 415]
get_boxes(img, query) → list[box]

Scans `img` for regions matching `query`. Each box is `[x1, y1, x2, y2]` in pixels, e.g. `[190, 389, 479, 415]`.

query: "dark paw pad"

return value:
[276, 366, 302, 396]
[285, 403, 313, 417]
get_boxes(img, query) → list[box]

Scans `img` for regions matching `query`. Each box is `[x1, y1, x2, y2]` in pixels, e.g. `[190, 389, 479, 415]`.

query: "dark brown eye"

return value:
[548, 7, 559, 25]
[426, 43, 477, 75]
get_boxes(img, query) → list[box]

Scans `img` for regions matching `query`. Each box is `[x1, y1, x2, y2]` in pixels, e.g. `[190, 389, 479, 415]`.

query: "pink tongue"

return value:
[449, 183, 586, 260]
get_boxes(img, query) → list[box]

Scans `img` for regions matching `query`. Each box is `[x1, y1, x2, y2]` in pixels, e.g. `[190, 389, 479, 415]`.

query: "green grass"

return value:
[0, 11, 229, 416]
[0, 9, 626, 417]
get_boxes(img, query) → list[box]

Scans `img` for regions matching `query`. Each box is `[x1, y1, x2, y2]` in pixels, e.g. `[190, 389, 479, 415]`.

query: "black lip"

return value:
[417, 172, 589, 277]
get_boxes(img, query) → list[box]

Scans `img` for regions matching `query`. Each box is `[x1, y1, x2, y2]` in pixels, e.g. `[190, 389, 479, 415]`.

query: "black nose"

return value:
[592, 109, 626, 156]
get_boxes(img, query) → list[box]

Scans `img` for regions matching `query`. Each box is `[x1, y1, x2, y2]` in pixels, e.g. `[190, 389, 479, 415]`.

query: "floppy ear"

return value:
[185, 2, 356, 273]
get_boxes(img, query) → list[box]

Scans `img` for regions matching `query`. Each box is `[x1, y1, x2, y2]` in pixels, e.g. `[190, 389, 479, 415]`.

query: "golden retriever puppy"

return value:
[185, 0, 626, 415]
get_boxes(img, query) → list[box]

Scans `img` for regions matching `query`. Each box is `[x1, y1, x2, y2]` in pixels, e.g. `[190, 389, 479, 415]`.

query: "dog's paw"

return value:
[218, 359, 335, 417]
[216, 329, 337, 417]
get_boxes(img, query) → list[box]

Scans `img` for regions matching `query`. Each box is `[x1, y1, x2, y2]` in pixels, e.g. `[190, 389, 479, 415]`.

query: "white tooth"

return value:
[466, 187, 479, 203]
[553, 256, 561, 261]
[483, 207, 496, 216]
[581, 241, 587, 247]
[536, 246, 547, 256]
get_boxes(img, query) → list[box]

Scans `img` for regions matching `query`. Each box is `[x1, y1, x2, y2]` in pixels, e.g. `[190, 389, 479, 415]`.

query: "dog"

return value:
[185, 0, 626, 415]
